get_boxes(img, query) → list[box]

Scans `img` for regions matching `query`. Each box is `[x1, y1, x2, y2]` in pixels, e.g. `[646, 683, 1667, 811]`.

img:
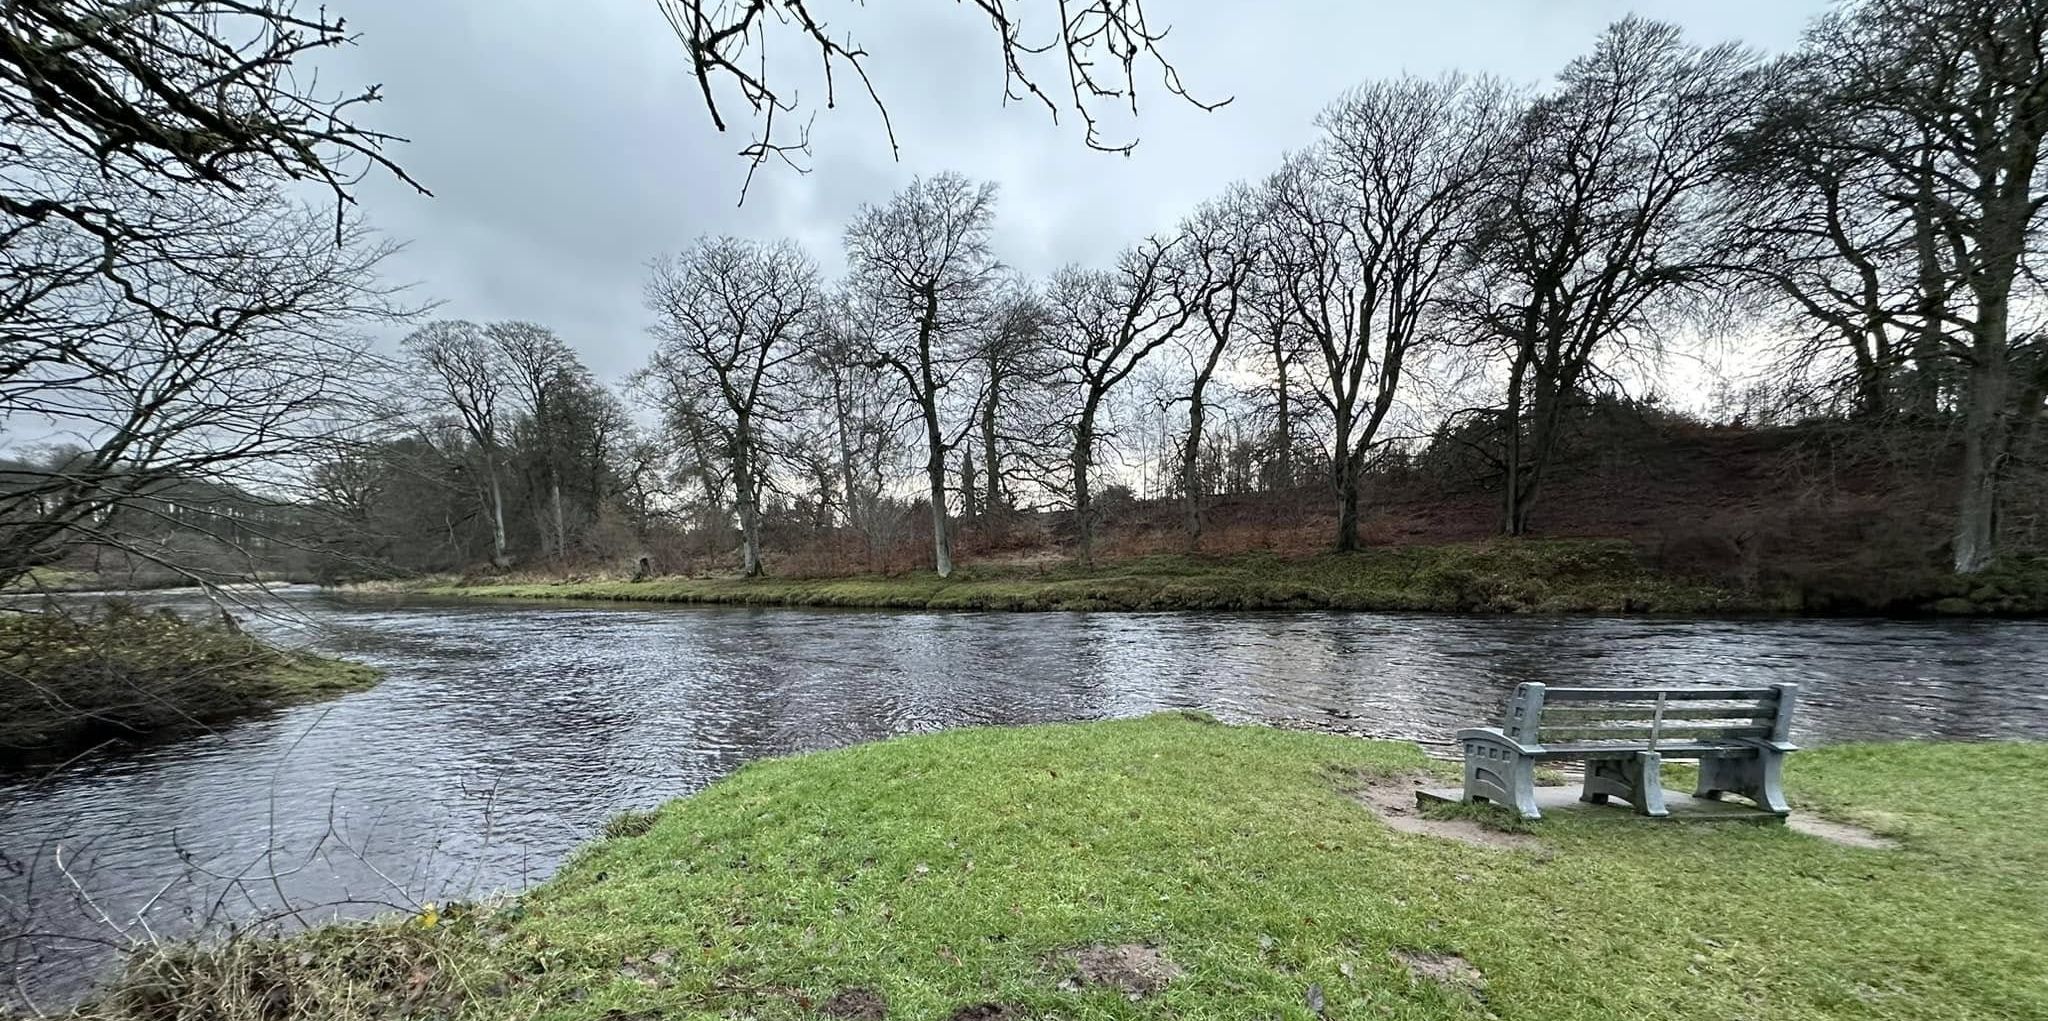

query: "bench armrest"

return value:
[1457, 726, 1541, 757]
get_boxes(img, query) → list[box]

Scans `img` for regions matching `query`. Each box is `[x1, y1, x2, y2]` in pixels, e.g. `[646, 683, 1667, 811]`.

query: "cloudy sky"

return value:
[325, 0, 1834, 384]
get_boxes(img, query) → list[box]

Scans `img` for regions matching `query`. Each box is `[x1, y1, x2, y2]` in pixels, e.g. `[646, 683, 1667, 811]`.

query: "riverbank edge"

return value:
[377, 540, 2048, 616]
[49, 717, 2047, 1020]
[0, 616, 384, 775]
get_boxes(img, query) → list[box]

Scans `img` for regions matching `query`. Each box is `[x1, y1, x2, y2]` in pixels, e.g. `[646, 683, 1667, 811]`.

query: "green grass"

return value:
[1, 566, 90, 591]
[0, 603, 381, 771]
[83, 717, 2046, 1020]
[425, 540, 1759, 614]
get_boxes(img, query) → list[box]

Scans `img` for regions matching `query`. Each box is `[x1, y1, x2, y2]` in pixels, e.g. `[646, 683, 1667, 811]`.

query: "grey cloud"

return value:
[327, 0, 1831, 381]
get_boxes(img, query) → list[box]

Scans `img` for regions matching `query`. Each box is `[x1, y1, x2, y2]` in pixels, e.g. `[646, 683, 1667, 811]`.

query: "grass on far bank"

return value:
[75, 716, 2046, 1021]
[0, 566, 90, 591]
[421, 540, 1768, 614]
[0, 601, 380, 772]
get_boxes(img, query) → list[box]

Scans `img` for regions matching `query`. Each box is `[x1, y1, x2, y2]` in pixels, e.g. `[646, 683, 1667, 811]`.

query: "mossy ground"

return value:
[0, 604, 381, 771]
[77, 717, 2047, 1020]
[425, 540, 1762, 614]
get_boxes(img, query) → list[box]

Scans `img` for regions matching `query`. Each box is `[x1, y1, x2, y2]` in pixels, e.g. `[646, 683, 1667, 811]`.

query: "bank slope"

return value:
[0, 608, 383, 772]
[79, 717, 2046, 1021]
[423, 541, 1763, 614]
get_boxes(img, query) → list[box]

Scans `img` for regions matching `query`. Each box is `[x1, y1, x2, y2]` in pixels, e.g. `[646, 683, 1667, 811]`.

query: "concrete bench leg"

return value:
[1582, 752, 1669, 818]
[1695, 751, 1790, 816]
[1464, 748, 1542, 821]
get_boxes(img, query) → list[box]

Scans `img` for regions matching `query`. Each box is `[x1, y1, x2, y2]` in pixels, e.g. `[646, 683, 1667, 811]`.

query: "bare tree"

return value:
[800, 297, 914, 566]
[1239, 232, 1309, 493]
[1175, 187, 1259, 547]
[1270, 73, 1519, 551]
[1720, 55, 1928, 420]
[1047, 234, 1199, 562]
[968, 283, 1056, 519]
[644, 237, 822, 576]
[0, 199, 404, 588]
[404, 322, 512, 568]
[1468, 20, 1754, 535]
[655, 0, 1227, 196]
[0, 1, 422, 246]
[843, 173, 1002, 577]
[488, 322, 581, 559]
[0, 1, 421, 587]
[1795, 0, 2048, 573]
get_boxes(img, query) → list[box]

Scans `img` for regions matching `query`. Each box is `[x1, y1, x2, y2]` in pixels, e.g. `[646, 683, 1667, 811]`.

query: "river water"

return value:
[4, 587, 2046, 1006]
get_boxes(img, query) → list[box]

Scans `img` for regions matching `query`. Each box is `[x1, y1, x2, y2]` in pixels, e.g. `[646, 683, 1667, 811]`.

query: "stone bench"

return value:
[1457, 682, 1798, 820]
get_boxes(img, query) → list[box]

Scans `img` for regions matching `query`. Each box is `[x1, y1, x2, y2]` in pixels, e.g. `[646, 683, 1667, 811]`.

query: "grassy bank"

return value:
[72, 716, 2045, 1020]
[410, 539, 2048, 615]
[0, 603, 381, 772]
[421, 540, 1762, 614]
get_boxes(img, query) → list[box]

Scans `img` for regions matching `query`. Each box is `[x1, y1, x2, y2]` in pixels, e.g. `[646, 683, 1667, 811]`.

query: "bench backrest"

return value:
[1500, 682, 1797, 748]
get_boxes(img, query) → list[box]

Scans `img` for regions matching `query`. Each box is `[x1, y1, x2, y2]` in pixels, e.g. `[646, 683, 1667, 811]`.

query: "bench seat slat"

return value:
[1530, 741, 1765, 760]
[1540, 687, 1778, 702]
[1539, 706, 1774, 724]
[1539, 725, 1772, 741]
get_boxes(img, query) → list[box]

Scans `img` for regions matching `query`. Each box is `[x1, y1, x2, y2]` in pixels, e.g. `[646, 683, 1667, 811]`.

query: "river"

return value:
[4, 587, 2046, 1007]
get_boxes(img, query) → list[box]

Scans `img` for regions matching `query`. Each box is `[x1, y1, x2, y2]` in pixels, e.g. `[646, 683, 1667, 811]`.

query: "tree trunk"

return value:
[1954, 296, 2011, 574]
[1853, 346, 1889, 420]
[1074, 399, 1100, 564]
[1331, 401, 1358, 552]
[1182, 379, 1210, 550]
[1181, 332, 1230, 549]
[916, 285, 953, 578]
[919, 392, 953, 579]
[1272, 326, 1292, 489]
[733, 430, 764, 577]
[1501, 352, 1527, 536]
[1908, 166, 1948, 419]
[925, 435, 953, 578]
[485, 454, 510, 567]
[550, 474, 566, 560]
[980, 388, 1003, 516]
[831, 381, 863, 534]
[1334, 451, 1360, 553]
[959, 442, 979, 520]
[1512, 336, 1570, 537]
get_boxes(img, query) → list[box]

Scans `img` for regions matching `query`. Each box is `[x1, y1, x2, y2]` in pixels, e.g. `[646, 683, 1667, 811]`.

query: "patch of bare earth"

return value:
[1788, 814, 1899, 849]
[1058, 943, 1183, 1000]
[1352, 773, 1539, 851]
[1391, 948, 1486, 997]
[946, 1003, 1029, 1020]
[820, 986, 888, 1019]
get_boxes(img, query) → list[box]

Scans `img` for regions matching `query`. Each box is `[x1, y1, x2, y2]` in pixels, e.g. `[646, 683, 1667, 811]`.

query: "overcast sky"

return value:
[324, 0, 1835, 384]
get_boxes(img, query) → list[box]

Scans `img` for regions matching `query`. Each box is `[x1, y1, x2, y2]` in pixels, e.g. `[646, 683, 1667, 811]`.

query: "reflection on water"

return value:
[3, 588, 2045, 1004]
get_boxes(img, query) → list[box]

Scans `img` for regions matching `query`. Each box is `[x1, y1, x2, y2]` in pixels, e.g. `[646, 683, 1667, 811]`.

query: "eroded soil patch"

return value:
[1351, 772, 1540, 851]
[946, 1003, 1028, 1020]
[821, 986, 888, 1019]
[1391, 948, 1486, 997]
[1058, 943, 1182, 999]
[1788, 814, 1899, 850]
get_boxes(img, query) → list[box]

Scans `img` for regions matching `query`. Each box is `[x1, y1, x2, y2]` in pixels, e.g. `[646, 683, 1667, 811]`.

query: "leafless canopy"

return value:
[842, 171, 1003, 576]
[0, 2, 422, 587]
[654, 0, 1229, 199]
[643, 237, 823, 575]
[0, 1, 427, 234]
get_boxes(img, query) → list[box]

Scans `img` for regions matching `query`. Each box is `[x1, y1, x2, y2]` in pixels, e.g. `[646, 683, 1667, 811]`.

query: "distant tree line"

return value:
[7, 0, 2047, 589]
[347, 2, 2047, 581]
